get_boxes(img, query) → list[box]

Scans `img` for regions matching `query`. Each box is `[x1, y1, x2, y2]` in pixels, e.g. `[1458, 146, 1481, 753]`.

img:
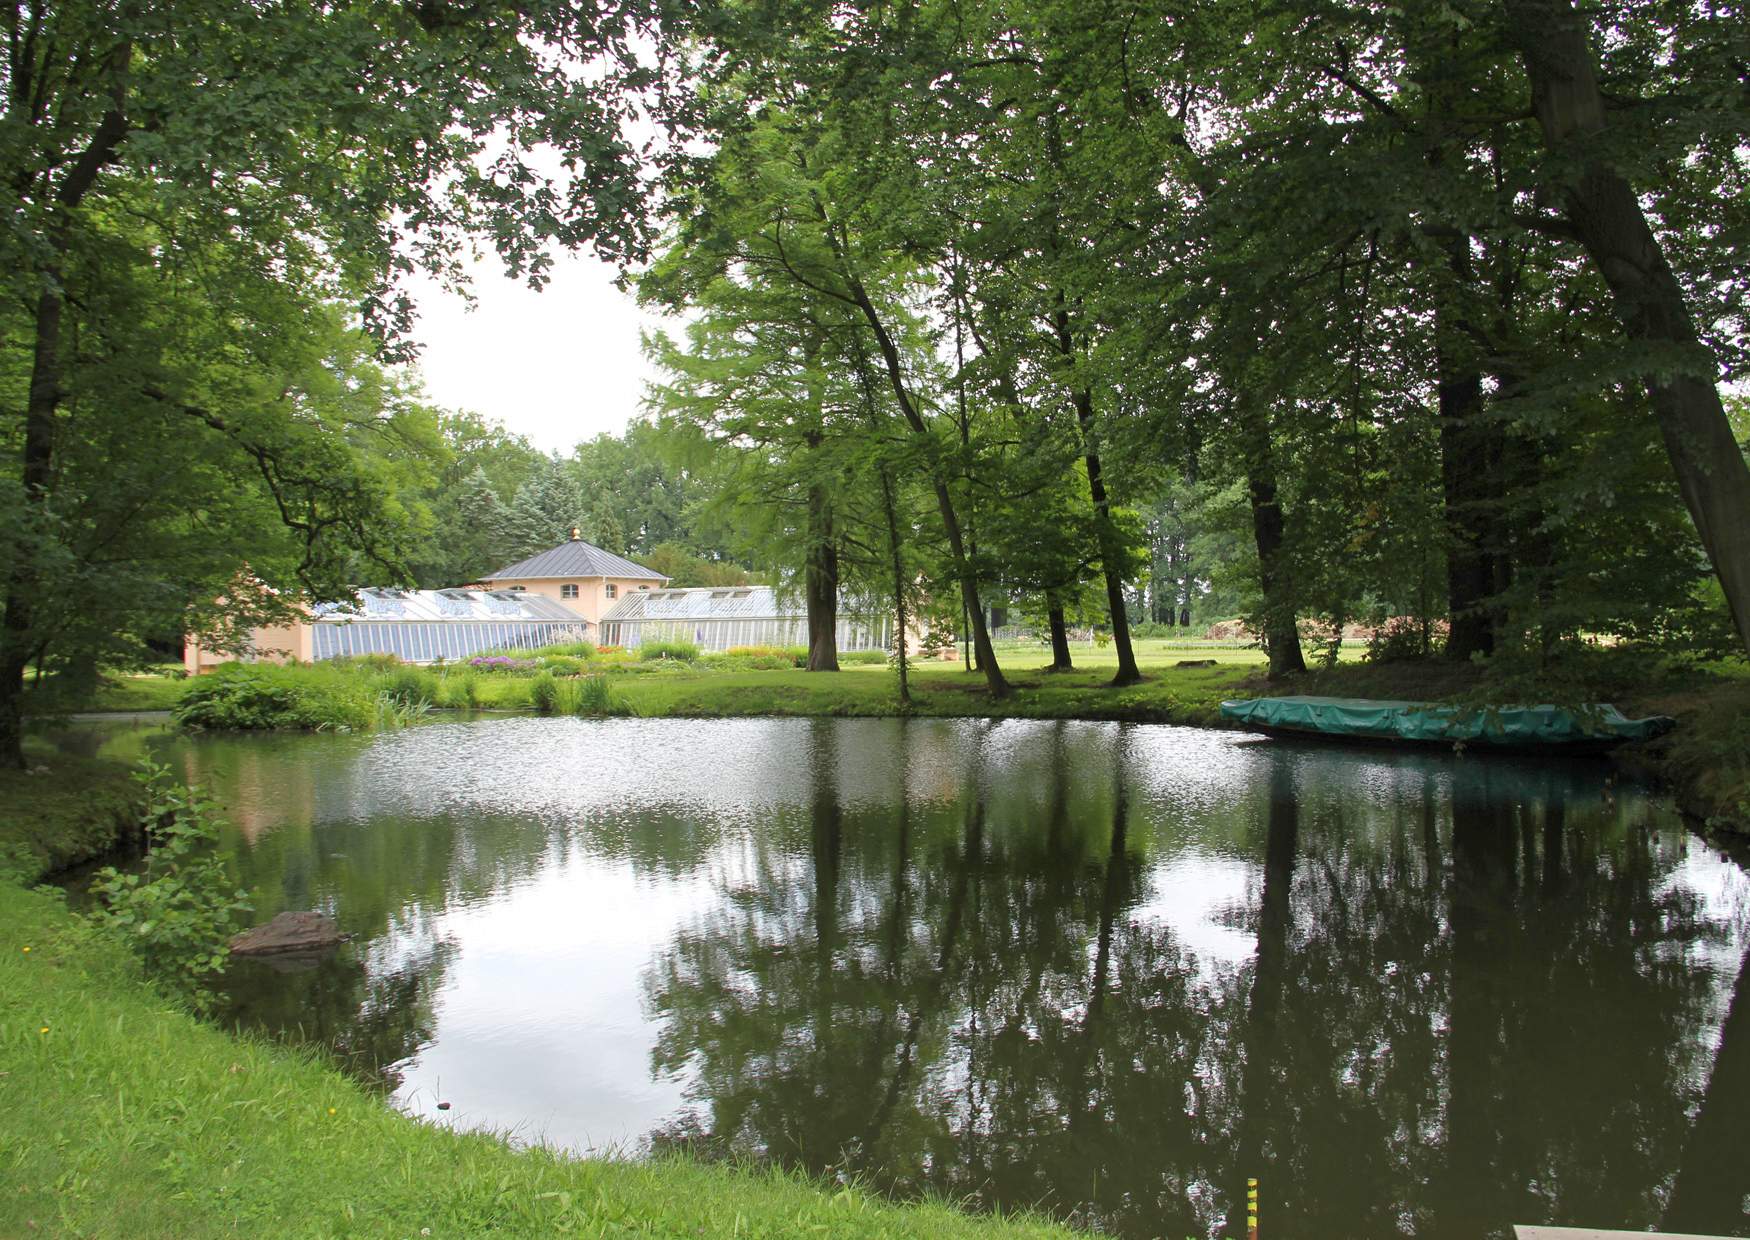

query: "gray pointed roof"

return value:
[482, 537, 668, 583]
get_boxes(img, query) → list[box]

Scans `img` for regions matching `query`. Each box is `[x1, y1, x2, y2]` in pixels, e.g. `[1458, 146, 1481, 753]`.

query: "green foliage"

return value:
[527, 642, 598, 660]
[839, 650, 889, 665]
[570, 675, 632, 717]
[173, 663, 443, 732]
[640, 640, 700, 663]
[640, 542, 755, 587]
[432, 670, 481, 709]
[711, 645, 810, 669]
[87, 764, 252, 1009]
[174, 665, 377, 732]
[1366, 619, 1447, 665]
[0, 756, 142, 884]
[528, 671, 562, 713]
[378, 667, 438, 710]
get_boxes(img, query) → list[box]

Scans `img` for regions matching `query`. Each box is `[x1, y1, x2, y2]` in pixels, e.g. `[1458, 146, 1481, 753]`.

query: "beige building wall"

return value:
[183, 619, 314, 675]
[487, 576, 655, 626]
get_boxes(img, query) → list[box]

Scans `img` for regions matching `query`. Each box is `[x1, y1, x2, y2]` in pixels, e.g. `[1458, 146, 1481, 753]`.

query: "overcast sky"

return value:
[403, 251, 677, 456]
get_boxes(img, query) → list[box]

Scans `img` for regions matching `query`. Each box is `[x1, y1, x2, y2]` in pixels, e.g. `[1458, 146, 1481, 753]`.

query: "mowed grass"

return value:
[21, 668, 189, 715]
[0, 882, 1077, 1240]
[609, 656, 1259, 726]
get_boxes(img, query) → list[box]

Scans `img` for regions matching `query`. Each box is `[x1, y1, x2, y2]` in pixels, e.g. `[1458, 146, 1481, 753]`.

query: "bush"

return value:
[725, 645, 809, 667]
[639, 639, 700, 662]
[467, 655, 538, 673]
[175, 665, 375, 732]
[530, 640, 596, 659]
[432, 670, 480, 709]
[839, 650, 888, 665]
[1365, 616, 1448, 663]
[528, 670, 561, 713]
[376, 666, 437, 710]
[571, 674, 630, 716]
[88, 763, 253, 1009]
[333, 653, 402, 673]
[708, 645, 808, 670]
[538, 655, 588, 677]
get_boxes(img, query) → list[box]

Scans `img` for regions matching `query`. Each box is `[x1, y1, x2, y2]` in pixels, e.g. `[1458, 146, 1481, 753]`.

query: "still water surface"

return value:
[54, 715, 1750, 1239]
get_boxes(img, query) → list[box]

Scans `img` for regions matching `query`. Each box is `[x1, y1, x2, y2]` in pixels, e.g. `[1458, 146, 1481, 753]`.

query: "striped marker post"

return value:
[1247, 1177, 1259, 1240]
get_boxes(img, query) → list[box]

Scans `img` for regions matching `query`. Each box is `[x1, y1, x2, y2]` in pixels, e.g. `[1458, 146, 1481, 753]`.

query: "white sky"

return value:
[403, 250, 676, 455]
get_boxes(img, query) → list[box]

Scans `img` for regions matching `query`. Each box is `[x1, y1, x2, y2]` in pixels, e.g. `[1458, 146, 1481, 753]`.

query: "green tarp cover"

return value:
[1219, 696, 1674, 747]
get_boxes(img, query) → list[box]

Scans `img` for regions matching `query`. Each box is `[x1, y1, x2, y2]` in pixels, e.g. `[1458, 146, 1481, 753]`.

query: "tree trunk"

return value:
[1505, 0, 1750, 657]
[1053, 311, 1141, 686]
[846, 274, 1008, 696]
[876, 467, 911, 707]
[1243, 407, 1307, 678]
[1083, 433, 1143, 687]
[1046, 602, 1073, 671]
[1435, 251, 1500, 663]
[0, 281, 62, 769]
[804, 482, 839, 672]
[0, 44, 130, 769]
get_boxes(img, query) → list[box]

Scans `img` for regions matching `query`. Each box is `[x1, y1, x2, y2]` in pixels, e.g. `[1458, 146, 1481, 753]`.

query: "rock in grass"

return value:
[229, 911, 348, 957]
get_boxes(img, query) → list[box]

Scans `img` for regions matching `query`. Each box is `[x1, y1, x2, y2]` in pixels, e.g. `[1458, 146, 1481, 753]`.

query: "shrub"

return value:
[725, 645, 809, 667]
[840, 650, 888, 665]
[372, 692, 431, 728]
[529, 640, 596, 659]
[571, 674, 630, 716]
[333, 653, 402, 672]
[539, 655, 588, 677]
[639, 639, 700, 662]
[175, 665, 375, 732]
[919, 626, 957, 657]
[528, 670, 561, 713]
[376, 666, 437, 709]
[432, 670, 480, 709]
[468, 655, 538, 673]
[709, 645, 808, 670]
[1201, 619, 1260, 642]
[88, 763, 253, 1009]
[1365, 616, 1448, 663]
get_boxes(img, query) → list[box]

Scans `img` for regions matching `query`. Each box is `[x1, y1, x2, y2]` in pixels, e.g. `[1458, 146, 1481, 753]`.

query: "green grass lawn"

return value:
[607, 657, 1257, 727]
[0, 882, 1075, 1240]
[21, 668, 188, 715]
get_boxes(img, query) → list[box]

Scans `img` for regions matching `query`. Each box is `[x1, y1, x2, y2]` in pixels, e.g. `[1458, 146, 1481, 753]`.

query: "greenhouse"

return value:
[309, 588, 592, 663]
[599, 586, 890, 653]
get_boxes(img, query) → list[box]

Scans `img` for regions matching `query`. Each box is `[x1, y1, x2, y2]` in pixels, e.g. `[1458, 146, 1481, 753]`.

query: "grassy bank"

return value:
[0, 884, 1072, 1240]
[0, 766, 1074, 1240]
[0, 754, 141, 883]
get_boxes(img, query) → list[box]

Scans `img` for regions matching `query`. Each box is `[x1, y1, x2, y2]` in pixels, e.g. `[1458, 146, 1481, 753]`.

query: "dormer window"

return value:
[561, 584, 579, 599]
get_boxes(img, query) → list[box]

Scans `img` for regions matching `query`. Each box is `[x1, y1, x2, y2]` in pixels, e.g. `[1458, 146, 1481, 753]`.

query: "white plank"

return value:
[1515, 1227, 1738, 1240]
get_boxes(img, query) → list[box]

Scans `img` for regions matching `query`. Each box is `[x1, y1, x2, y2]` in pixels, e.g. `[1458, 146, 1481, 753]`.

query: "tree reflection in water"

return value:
[645, 726, 1749, 1240]
[74, 717, 1746, 1238]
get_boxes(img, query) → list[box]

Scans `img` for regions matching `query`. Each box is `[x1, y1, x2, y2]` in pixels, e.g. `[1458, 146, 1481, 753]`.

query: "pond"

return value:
[49, 715, 1750, 1239]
